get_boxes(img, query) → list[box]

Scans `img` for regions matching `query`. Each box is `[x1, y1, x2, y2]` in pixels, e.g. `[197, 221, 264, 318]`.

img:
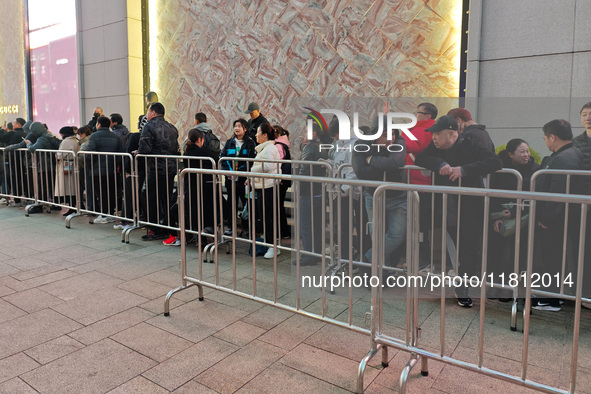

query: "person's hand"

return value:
[131, 150, 137, 156]
[24, 140, 30, 144]
[538, 222, 548, 230]
[439, 164, 452, 176]
[502, 209, 511, 219]
[493, 219, 504, 233]
[340, 186, 350, 198]
[448, 166, 463, 181]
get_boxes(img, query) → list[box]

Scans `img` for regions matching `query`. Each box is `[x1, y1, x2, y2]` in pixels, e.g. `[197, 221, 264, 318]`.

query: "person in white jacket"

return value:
[248, 122, 281, 258]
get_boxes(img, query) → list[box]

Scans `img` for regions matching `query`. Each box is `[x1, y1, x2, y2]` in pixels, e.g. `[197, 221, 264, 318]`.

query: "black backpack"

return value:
[275, 141, 292, 186]
[204, 129, 221, 157]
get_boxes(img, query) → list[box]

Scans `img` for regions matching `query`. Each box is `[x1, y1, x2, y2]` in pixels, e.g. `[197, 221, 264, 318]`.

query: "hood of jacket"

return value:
[195, 122, 212, 132]
[274, 135, 290, 148]
[29, 122, 46, 137]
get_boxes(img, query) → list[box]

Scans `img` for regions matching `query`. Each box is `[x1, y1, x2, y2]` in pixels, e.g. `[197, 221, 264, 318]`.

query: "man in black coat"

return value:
[244, 102, 268, 143]
[532, 119, 584, 310]
[137, 102, 179, 240]
[416, 116, 502, 307]
[86, 116, 124, 222]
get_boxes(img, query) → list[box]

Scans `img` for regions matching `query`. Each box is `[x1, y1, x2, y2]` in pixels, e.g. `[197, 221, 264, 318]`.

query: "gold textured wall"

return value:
[151, 0, 461, 145]
[0, 0, 28, 123]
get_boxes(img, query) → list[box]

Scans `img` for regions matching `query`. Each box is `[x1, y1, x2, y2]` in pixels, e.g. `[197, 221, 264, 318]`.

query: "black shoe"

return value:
[457, 297, 473, 308]
[224, 228, 232, 236]
[142, 230, 167, 241]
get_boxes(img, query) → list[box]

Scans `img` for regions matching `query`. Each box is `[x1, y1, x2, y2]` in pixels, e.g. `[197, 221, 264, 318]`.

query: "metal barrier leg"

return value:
[163, 282, 204, 317]
[356, 344, 381, 394]
[399, 353, 419, 394]
[381, 344, 389, 367]
[421, 355, 428, 376]
[510, 299, 518, 331]
[65, 212, 81, 229]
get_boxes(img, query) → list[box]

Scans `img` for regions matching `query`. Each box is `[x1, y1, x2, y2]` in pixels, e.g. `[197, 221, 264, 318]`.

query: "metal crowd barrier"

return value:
[28, 149, 78, 216]
[67, 151, 136, 234]
[367, 182, 590, 394]
[124, 153, 218, 244]
[163, 169, 395, 369]
[0, 148, 37, 210]
[215, 157, 333, 264]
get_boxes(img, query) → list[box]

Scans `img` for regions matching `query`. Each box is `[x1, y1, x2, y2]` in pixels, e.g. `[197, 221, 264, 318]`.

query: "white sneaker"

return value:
[113, 222, 132, 230]
[0, 198, 6, 204]
[264, 247, 280, 259]
[93, 215, 108, 224]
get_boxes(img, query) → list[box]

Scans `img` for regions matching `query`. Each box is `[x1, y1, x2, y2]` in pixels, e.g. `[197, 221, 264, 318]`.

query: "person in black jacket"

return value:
[220, 118, 256, 236]
[136, 102, 180, 240]
[416, 116, 502, 308]
[532, 120, 584, 310]
[244, 102, 268, 144]
[163, 128, 219, 246]
[447, 108, 495, 153]
[352, 115, 407, 270]
[85, 116, 124, 223]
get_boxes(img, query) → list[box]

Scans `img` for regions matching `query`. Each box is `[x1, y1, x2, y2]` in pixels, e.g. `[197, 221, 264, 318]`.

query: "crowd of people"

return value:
[1, 96, 591, 309]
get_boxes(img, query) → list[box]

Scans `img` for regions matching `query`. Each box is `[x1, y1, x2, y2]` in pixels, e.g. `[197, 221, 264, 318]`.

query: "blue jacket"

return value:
[220, 136, 257, 173]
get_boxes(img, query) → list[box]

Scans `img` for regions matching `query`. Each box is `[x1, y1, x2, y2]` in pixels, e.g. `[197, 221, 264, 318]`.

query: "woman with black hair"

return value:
[488, 138, 540, 298]
[220, 118, 257, 236]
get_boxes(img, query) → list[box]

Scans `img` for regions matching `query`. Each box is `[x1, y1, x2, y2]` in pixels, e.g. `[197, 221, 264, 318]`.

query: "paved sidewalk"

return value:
[0, 204, 589, 393]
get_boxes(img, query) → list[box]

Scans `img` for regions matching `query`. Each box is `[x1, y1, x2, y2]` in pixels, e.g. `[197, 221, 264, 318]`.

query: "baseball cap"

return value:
[244, 102, 260, 114]
[426, 115, 458, 133]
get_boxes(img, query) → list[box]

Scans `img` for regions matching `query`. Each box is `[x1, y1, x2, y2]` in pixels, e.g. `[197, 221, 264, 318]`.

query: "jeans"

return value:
[364, 191, 407, 265]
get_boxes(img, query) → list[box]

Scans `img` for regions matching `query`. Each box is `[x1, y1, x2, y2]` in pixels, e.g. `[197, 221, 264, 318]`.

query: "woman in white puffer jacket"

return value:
[249, 122, 281, 258]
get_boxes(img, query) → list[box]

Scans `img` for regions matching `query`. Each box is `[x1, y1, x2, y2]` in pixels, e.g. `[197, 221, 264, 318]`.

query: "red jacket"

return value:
[403, 118, 434, 185]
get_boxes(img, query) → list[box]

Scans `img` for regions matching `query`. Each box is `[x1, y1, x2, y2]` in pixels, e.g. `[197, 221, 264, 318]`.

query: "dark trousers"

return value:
[145, 170, 175, 233]
[256, 187, 276, 244]
[279, 181, 290, 237]
[225, 179, 247, 232]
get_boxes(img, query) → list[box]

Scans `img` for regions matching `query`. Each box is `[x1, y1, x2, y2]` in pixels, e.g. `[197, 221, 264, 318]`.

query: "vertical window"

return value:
[28, 0, 80, 133]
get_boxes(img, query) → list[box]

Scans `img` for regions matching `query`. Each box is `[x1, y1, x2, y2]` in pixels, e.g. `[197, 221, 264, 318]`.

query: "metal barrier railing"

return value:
[367, 181, 591, 394]
[30, 149, 78, 216]
[163, 167, 395, 339]
[67, 151, 136, 234]
[125, 153, 218, 244]
[0, 148, 37, 210]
